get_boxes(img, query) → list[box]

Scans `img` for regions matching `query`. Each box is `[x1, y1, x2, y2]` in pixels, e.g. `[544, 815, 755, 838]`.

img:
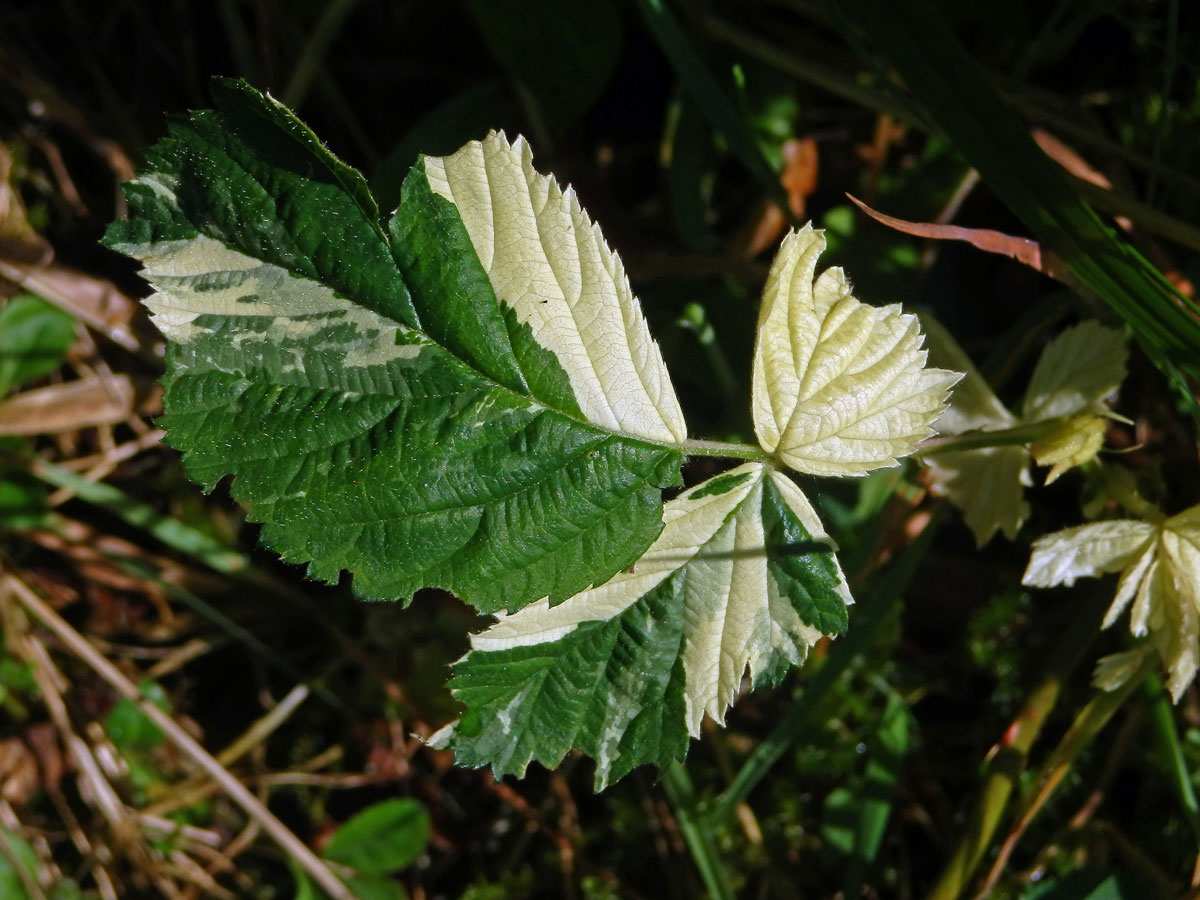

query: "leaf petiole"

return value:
[679, 439, 771, 461]
[916, 419, 1059, 455]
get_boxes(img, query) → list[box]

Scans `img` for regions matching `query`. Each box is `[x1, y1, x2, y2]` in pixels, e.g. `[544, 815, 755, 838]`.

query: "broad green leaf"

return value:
[104, 80, 685, 612]
[1023, 506, 1200, 699]
[752, 226, 959, 476]
[0, 294, 76, 396]
[293, 866, 407, 900]
[431, 462, 851, 789]
[322, 799, 429, 874]
[0, 828, 41, 900]
[1022, 321, 1128, 421]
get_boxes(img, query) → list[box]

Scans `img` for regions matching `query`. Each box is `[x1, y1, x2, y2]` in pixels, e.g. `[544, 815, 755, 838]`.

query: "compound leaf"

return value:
[431, 462, 851, 789]
[104, 79, 685, 613]
[1024, 507, 1200, 699]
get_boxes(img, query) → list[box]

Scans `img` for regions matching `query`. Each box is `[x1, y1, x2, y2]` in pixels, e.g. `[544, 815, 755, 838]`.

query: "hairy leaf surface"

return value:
[431, 462, 851, 788]
[104, 80, 685, 612]
[752, 226, 958, 477]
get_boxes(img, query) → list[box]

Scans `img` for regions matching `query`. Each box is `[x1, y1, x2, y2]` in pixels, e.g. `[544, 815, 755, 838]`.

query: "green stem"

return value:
[660, 763, 735, 900]
[709, 506, 944, 826]
[681, 439, 770, 461]
[1144, 672, 1200, 849]
[916, 420, 1059, 456]
[923, 674, 1064, 900]
[922, 593, 1110, 900]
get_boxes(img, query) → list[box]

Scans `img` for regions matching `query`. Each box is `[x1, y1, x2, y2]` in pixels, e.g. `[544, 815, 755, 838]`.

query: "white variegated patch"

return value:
[468, 462, 849, 735]
[115, 234, 425, 370]
[422, 132, 687, 445]
[752, 226, 959, 477]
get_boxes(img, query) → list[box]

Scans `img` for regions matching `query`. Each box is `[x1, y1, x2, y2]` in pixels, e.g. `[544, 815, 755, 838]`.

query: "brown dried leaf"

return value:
[0, 375, 136, 435]
[847, 193, 1072, 283]
[741, 137, 820, 257]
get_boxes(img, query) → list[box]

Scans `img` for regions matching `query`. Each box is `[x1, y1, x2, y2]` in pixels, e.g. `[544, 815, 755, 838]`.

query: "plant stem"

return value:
[681, 439, 770, 461]
[660, 763, 734, 900]
[1144, 672, 1200, 849]
[708, 505, 944, 826]
[923, 674, 1064, 900]
[971, 664, 1147, 899]
[916, 420, 1059, 456]
[922, 593, 1110, 900]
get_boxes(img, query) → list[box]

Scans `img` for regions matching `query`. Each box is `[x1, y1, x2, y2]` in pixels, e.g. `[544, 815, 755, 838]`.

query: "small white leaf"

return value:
[752, 226, 959, 476]
[925, 447, 1031, 546]
[1023, 519, 1155, 588]
[1031, 414, 1106, 485]
[1023, 505, 1200, 700]
[1022, 320, 1128, 421]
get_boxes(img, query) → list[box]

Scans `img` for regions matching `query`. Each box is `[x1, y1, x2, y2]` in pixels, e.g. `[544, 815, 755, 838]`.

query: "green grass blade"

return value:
[827, 0, 1200, 388]
[1144, 672, 1200, 849]
[638, 0, 793, 218]
[709, 505, 944, 826]
[842, 691, 910, 897]
[661, 763, 734, 900]
[29, 459, 247, 574]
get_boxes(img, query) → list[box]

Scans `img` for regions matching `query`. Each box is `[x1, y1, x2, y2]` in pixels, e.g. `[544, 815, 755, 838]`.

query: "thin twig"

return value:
[5, 574, 358, 900]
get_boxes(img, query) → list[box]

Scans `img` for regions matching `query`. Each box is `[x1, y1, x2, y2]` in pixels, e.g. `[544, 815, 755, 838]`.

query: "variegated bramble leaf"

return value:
[920, 316, 1127, 545]
[1022, 320, 1128, 421]
[430, 462, 851, 789]
[924, 447, 1032, 544]
[103, 79, 686, 613]
[394, 131, 687, 446]
[1023, 505, 1200, 699]
[751, 226, 959, 477]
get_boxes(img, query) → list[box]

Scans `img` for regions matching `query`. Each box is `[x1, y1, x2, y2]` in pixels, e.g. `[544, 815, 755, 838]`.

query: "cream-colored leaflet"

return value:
[1031, 414, 1106, 485]
[1023, 506, 1200, 699]
[1022, 320, 1128, 421]
[924, 447, 1032, 546]
[752, 226, 959, 477]
[1022, 519, 1156, 588]
[919, 312, 1031, 545]
[468, 462, 850, 736]
[132, 234, 423, 370]
[423, 132, 686, 445]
